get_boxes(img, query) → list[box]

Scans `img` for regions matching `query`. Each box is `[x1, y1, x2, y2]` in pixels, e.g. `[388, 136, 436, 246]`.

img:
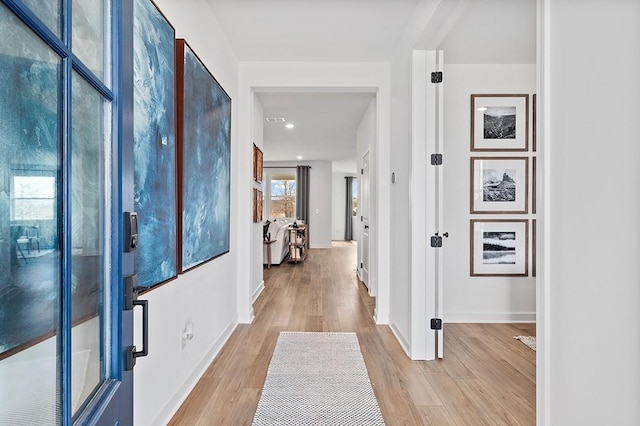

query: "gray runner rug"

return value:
[252, 332, 385, 425]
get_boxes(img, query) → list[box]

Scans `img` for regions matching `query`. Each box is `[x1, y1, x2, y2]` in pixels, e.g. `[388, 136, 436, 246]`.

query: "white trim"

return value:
[252, 281, 265, 304]
[152, 319, 238, 426]
[444, 312, 536, 323]
[410, 49, 429, 360]
[537, 1, 551, 425]
[389, 323, 410, 356]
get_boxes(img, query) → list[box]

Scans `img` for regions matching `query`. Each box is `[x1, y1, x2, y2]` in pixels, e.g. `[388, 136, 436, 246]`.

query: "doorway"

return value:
[238, 70, 392, 324]
[409, 0, 537, 360]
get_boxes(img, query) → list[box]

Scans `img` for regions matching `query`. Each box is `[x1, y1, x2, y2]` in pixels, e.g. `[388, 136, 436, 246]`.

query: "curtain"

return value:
[296, 166, 310, 225]
[344, 176, 354, 240]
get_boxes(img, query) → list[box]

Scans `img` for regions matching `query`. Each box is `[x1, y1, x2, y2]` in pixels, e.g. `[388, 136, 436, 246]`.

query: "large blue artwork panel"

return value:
[177, 39, 231, 272]
[133, 0, 177, 289]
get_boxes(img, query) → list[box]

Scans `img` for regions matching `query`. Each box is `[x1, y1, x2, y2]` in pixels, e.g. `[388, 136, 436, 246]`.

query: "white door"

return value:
[434, 50, 445, 358]
[424, 50, 446, 359]
[410, 49, 445, 360]
[360, 150, 371, 290]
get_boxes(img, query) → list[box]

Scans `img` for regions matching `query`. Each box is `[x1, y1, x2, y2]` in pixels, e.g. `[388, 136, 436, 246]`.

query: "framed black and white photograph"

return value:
[471, 157, 529, 214]
[532, 219, 537, 277]
[471, 94, 529, 151]
[470, 219, 529, 276]
[532, 156, 537, 214]
[532, 94, 537, 152]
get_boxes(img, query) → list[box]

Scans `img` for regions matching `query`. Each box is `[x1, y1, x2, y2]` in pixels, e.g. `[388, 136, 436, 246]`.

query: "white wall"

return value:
[388, 48, 413, 349]
[543, 1, 640, 424]
[133, 1, 240, 425]
[443, 64, 536, 322]
[251, 94, 264, 302]
[386, 0, 442, 353]
[264, 161, 333, 249]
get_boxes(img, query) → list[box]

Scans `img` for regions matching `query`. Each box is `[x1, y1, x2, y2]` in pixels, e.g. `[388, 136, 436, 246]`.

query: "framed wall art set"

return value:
[133, 0, 232, 291]
[469, 94, 536, 277]
[252, 144, 264, 223]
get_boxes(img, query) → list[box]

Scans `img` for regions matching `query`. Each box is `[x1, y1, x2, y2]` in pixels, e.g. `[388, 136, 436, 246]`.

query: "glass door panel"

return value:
[72, 0, 111, 85]
[70, 71, 111, 415]
[0, 3, 62, 424]
[20, 0, 61, 37]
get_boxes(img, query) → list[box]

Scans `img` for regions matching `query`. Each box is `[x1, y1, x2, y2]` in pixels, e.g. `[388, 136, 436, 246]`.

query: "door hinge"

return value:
[430, 232, 448, 248]
[360, 262, 363, 269]
[430, 71, 443, 83]
[430, 318, 443, 330]
[431, 154, 443, 165]
[360, 168, 364, 175]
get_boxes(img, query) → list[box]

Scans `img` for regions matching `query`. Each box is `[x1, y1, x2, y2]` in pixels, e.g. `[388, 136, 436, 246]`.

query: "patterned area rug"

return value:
[252, 332, 385, 425]
[514, 335, 537, 351]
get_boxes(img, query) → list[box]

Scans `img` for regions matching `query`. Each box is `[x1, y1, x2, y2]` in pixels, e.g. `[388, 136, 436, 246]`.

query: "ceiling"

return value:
[206, 0, 423, 62]
[205, 0, 535, 173]
[257, 92, 375, 173]
[437, 0, 536, 64]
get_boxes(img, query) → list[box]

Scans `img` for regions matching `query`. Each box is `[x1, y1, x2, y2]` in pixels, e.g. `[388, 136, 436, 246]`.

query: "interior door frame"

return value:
[359, 149, 371, 293]
[409, 49, 439, 361]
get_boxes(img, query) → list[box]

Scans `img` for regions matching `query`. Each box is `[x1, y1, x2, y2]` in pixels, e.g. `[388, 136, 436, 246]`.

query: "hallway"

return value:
[170, 242, 535, 425]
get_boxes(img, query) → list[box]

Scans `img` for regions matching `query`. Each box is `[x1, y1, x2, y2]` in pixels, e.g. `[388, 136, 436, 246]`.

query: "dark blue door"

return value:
[0, 0, 134, 424]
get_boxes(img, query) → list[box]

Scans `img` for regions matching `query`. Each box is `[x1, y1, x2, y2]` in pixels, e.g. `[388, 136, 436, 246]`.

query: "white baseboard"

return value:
[252, 281, 265, 304]
[444, 312, 536, 323]
[154, 318, 238, 426]
[389, 322, 410, 357]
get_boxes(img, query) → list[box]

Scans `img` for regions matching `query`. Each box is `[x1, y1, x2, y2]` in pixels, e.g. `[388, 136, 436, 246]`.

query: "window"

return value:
[352, 178, 358, 216]
[11, 175, 56, 220]
[262, 169, 297, 220]
[270, 173, 296, 218]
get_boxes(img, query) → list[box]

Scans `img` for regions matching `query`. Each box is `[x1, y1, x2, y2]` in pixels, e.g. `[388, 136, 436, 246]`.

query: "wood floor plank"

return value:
[169, 241, 536, 425]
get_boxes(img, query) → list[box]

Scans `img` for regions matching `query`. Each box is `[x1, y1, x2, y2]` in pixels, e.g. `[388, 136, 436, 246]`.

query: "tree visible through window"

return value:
[352, 178, 358, 216]
[11, 175, 56, 220]
[270, 175, 296, 218]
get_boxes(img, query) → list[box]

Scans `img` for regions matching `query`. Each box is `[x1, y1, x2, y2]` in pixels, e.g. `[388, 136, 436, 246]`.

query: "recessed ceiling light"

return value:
[265, 117, 286, 122]
[285, 123, 295, 129]
[296, 155, 303, 160]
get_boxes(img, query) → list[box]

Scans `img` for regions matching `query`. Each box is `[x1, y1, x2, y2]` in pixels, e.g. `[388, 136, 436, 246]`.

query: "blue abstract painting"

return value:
[178, 40, 231, 271]
[133, 0, 177, 288]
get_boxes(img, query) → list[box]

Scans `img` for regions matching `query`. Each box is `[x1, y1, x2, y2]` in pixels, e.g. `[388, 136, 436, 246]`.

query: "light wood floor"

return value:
[170, 241, 536, 425]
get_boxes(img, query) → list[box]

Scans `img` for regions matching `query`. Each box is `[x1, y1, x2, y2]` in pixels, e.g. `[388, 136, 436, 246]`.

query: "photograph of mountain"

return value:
[483, 168, 516, 202]
[471, 95, 528, 151]
[471, 157, 528, 214]
[483, 106, 516, 139]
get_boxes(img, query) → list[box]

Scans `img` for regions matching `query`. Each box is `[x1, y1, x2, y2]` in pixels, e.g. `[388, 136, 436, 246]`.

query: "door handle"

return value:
[126, 299, 149, 370]
[364, 225, 369, 229]
[124, 274, 149, 370]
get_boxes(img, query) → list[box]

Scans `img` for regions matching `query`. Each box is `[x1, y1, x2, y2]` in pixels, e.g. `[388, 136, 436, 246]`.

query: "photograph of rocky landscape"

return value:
[483, 168, 516, 202]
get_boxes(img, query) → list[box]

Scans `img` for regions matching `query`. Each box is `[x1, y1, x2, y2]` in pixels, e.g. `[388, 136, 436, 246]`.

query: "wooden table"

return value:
[263, 239, 276, 269]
